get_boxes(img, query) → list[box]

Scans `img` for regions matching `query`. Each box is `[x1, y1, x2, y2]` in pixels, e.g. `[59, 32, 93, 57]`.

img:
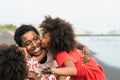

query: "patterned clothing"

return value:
[27, 55, 57, 80]
[26, 56, 39, 73]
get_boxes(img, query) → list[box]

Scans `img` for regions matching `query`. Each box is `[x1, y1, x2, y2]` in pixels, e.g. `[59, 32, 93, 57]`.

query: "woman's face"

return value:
[21, 31, 42, 56]
[40, 32, 50, 49]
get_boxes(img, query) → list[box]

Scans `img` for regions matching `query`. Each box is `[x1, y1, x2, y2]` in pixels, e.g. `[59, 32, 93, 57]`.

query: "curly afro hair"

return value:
[0, 44, 28, 80]
[39, 16, 76, 55]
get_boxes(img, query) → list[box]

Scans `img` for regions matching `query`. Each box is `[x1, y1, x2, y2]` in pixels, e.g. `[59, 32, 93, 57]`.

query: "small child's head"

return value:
[40, 16, 76, 55]
[0, 44, 28, 80]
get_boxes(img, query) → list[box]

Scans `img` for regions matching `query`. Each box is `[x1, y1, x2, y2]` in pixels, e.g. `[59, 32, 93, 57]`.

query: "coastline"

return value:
[76, 34, 120, 36]
[90, 51, 120, 80]
[0, 31, 120, 80]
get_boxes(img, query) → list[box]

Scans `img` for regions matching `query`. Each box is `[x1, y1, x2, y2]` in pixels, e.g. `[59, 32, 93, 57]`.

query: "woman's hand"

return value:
[82, 46, 91, 64]
[75, 41, 91, 64]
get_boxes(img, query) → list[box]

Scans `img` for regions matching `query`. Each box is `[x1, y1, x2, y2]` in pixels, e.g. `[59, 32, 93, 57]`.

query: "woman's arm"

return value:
[75, 40, 91, 64]
[75, 40, 84, 50]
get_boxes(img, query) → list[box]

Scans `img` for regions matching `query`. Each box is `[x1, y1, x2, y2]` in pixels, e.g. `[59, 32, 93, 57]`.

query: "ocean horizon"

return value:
[76, 36, 120, 68]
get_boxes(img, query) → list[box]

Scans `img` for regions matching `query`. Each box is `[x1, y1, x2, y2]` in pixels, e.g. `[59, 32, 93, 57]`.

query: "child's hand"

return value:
[39, 65, 53, 77]
[37, 66, 51, 80]
[42, 66, 52, 74]
[19, 47, 28, 59]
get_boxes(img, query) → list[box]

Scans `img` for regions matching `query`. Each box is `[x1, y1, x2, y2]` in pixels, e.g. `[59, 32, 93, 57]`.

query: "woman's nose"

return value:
[31, 41, 37, 47]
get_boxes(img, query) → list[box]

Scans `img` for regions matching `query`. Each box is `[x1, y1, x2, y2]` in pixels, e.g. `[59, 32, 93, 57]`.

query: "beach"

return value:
[0, 31, 120, 80]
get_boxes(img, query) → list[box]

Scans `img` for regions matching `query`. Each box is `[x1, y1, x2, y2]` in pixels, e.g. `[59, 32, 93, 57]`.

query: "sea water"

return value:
[76, 36, 120, 69]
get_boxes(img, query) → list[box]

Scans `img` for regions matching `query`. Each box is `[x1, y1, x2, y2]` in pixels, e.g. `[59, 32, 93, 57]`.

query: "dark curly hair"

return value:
[39, 16, 76, 55]
[14, 25, 39, 47]
[0, 44, 28, 80]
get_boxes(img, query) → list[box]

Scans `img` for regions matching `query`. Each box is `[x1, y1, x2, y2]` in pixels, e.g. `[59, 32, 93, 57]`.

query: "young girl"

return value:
[39, 16, 107, 80]
[0, 44, 28, 80]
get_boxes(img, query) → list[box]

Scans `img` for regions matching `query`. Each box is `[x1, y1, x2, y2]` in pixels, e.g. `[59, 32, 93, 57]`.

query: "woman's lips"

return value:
[30, 47, 42, 55]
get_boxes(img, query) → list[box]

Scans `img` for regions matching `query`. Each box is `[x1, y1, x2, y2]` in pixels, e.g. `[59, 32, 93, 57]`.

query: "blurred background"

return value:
[0, 0, 120, 80]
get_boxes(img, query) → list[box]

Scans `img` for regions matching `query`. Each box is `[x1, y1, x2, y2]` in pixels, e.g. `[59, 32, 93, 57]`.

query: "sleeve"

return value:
[54, 51, 71, 67]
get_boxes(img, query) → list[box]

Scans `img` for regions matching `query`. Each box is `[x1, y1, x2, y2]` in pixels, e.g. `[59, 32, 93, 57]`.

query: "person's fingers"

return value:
[82, 51, 84, 57]
[41, 66, 52, 75]
[82, 49, 91, 64]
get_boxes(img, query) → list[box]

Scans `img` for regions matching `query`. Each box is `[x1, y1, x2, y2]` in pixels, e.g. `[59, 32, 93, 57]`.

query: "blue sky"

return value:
[0, 0, 120, 31]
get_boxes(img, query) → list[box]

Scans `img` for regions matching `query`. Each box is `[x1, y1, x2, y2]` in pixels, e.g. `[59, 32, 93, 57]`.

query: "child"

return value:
[0, 44, 28, 80]
[39, 16, 107, 80]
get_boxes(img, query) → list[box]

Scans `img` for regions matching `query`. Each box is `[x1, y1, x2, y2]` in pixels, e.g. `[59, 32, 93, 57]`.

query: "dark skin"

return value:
[20, 31, 47, 80]
[19, 29, 91, 80]
[40, 32, 91, 80]
[21, 33, 91, 80]
[40, 32, 91, 64]
[39, 15, 92, 80]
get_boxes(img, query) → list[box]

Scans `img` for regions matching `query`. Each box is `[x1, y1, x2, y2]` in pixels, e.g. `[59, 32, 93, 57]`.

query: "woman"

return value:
[14, 24, 91, 80]
[14, 25, 58, 80]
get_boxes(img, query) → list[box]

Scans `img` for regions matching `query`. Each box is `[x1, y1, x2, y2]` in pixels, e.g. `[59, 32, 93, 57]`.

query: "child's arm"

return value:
[42, 60, 77, 76]
[51, 60, 77, 76]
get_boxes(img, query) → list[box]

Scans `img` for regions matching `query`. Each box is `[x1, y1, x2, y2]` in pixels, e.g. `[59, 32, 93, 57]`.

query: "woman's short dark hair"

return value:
[0, 44, 28, 80]
[39, 16, 76, 55]
[14, 25, 39, 47]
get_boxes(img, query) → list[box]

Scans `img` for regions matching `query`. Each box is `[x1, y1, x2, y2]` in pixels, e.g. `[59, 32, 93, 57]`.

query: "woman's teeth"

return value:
[33, 47, 40, 52]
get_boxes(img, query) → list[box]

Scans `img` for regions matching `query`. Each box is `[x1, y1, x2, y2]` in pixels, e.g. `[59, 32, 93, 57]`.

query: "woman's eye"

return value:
[24, 42, 30, 46]
[34, 36, 39, 40]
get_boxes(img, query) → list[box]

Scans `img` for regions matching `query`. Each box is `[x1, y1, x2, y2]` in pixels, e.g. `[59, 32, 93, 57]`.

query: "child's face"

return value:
[21, 31, 42, 56]
[40, 32, 50, 49]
